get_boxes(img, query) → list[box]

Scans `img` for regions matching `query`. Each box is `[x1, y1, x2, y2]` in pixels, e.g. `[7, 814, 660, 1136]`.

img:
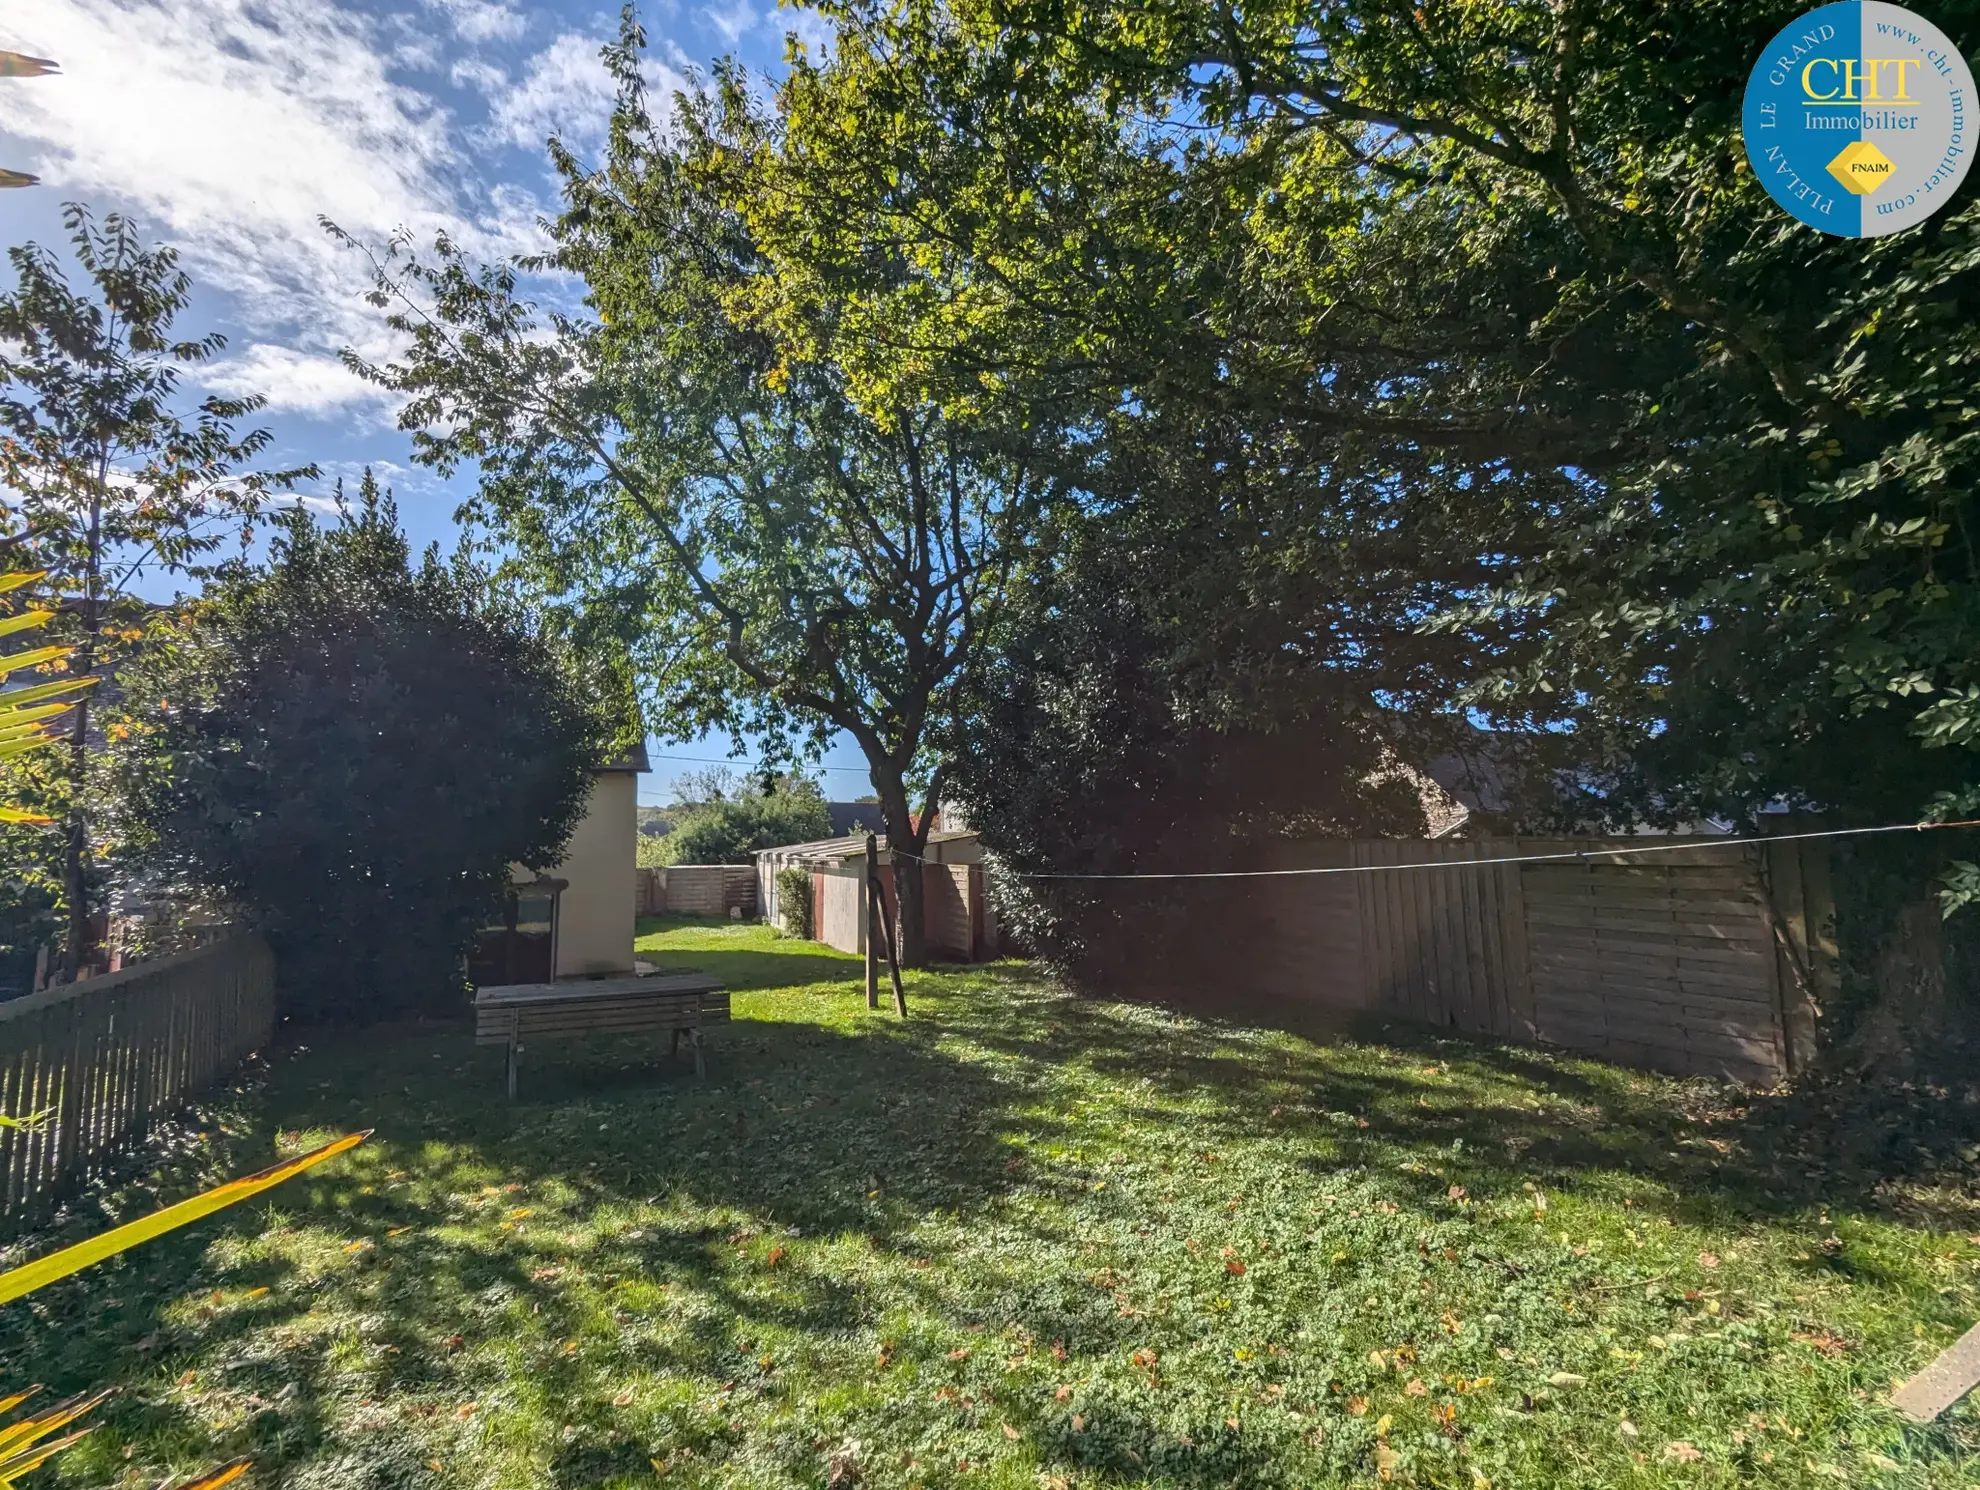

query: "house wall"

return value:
[546, 770, 638, 978]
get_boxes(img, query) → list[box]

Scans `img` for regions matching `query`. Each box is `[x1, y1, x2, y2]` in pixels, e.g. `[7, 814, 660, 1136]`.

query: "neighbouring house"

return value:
[470, 746, 647, 985]
[824, 801, 888, 838]
[754, 829, 997, 962]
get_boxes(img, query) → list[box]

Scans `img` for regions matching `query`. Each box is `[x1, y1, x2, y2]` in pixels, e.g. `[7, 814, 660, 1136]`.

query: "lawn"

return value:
[3, 916, 1978, 1488]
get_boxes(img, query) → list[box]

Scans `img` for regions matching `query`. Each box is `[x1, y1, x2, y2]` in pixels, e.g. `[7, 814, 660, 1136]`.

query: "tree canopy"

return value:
[340, 24, 1065, 963]
[757, 0, 1980, 843]
[0, 204, 308, 977]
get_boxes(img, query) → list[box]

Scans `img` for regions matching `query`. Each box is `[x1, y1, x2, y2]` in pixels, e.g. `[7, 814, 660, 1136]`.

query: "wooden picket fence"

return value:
[0, 935, 277, 1236]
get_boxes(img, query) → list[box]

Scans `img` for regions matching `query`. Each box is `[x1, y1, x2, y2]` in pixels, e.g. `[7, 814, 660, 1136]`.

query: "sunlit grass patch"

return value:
[0, 915, 1975, 1486]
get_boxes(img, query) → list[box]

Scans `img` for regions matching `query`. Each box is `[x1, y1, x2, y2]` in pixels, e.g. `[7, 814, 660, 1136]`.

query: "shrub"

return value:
[775, 865, 812, 937]
[112, 478, 605, 1021]
[656, 791, 831, 866]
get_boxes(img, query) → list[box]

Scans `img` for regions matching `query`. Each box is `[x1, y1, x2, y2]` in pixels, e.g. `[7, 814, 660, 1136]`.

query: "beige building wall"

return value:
[513, 769, 639, 979]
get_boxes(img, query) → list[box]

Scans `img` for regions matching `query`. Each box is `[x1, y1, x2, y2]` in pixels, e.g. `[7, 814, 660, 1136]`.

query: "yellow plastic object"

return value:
[0, 1131, 369, 1307]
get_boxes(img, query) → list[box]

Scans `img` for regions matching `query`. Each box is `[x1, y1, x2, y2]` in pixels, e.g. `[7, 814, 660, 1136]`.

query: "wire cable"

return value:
[886, 818, 1980, 881]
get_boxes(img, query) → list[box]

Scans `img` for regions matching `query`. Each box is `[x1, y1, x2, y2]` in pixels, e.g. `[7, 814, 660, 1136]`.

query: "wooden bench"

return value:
[473, 973, 728, 1097]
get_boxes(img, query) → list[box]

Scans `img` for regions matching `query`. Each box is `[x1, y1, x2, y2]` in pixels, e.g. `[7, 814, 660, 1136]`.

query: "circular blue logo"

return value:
[1744, 2, 1975, 236]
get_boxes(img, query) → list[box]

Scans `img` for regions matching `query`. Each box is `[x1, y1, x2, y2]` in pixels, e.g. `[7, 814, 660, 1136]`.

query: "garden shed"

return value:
[755, 830, 996, 962]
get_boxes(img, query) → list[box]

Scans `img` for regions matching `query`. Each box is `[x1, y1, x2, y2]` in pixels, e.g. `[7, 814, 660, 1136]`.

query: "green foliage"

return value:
[3, 920, 1976, 1484]
[0, 203, 309, 975]
[333, 20, 1058, 964]
[657, 788, 832, 866]
[749, 0, 1980, 839]
[774, 864, 813, 937]
[949, 524, 1434, 983]
[110, 475, 604, 1022]
[0, 553, 76, 993]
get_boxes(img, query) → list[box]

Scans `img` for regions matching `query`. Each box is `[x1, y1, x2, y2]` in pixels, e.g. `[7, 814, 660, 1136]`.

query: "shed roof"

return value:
[753, 829, 978, 864]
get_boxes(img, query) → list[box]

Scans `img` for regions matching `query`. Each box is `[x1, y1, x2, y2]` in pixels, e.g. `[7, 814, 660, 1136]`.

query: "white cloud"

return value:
[777, 3, 839, 60]
[462, 31, 692, 156]
[203, 344, 394, 420]
[0, 0, 545, 419]
[476, 32, 620, 152]
[424, 0, 529, 44]
[701, 0, 761, 48]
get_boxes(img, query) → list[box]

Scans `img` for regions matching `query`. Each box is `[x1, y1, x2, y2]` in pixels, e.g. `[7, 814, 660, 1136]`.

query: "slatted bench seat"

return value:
[473, 973, 728, 1097]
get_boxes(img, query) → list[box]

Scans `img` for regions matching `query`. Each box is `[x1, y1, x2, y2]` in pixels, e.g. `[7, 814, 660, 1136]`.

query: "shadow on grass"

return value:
[4, 954, 1977, 1487]
[950, 975, 1980, 1242]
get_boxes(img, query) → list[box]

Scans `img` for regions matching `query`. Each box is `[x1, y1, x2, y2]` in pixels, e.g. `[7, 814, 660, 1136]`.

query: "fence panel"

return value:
[1227, 837, 1826, 1084]
[0, 935, 276, 1237]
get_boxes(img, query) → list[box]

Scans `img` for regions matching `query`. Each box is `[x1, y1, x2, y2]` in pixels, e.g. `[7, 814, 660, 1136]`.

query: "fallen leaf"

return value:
[1055, 1386, 1074, 1402]
[613, 1389, 634, 1407]
[455, 1401, 477, 1418]
[1347, 1396, 1369, 1416]
[1404, 1378, 1428, 1397]
[1070, 1413, 1085, 1431]
[1697, 1252, 1720, 1269]
[1448, 1184, 1467, 1200]
[387, 1226, 413, 1237]
[766, 1245, 788, 1267]
[510, 1208, 531, 1220]
[948, 1347, 972, 1361]
[1374, 1412, 1394, 1436]
[1225, 1258, 1247, 1275]
[1548, 1372, 1586, 1388]
[1003, 1423, 1019, 1440]
[1665, 1440, 1703, 1462]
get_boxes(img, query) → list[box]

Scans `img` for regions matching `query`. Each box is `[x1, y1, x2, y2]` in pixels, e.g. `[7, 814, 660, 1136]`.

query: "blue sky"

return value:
[0, 0, 877, 804]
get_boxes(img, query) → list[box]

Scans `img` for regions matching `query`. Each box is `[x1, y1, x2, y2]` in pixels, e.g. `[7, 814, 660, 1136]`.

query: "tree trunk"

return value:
[62, 491, 104, 980]
[60, 692, 92, 979]
[875, 779, 929, 969]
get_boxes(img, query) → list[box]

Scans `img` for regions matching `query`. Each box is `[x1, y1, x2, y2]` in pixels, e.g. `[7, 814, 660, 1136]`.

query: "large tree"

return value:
[112, 475, 605, 1021]
[340, 27, 1061, 965]
[0, 205, 308, 977]
[755, 0, 1980, 851]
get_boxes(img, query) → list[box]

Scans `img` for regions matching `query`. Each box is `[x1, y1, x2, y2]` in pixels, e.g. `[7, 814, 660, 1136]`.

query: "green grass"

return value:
[4, 916, 1979, 1488]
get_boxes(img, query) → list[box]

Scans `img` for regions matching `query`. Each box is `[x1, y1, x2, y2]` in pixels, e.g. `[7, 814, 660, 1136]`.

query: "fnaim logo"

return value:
[1744, 2, 1975, 236]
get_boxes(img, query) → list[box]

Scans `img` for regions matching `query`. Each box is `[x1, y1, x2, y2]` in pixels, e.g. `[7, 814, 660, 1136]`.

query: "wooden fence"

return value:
[637, 866, 758, 919]
[1233, 833, 1834, 1085]
[0, 936, 277, 1236]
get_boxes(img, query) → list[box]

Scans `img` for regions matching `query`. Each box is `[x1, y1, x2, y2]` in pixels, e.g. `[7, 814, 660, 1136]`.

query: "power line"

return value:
[891, 818, 1980, 880]
[646, 751, 875, 776]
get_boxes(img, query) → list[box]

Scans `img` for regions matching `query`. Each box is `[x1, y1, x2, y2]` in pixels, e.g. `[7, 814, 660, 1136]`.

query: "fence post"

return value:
[864, 833, 880, 1009]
